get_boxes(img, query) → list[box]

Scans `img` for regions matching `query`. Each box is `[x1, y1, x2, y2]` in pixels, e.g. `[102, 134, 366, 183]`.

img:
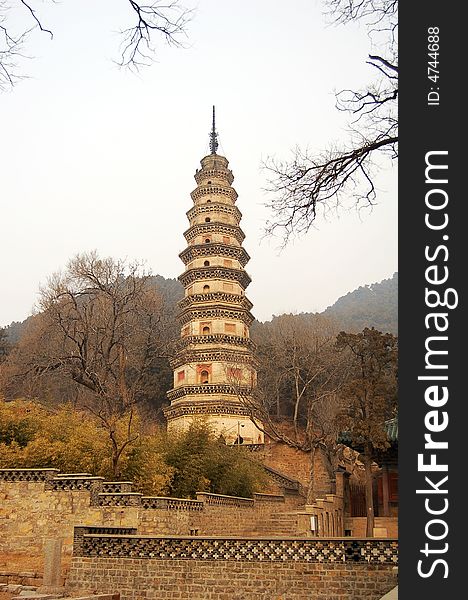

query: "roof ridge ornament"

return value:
[209, 105, 219, 154]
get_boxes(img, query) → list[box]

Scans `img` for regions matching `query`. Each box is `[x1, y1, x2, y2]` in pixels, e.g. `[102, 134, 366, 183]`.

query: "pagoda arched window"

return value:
[205, 217, 211, 223]
[203, 284, 210, 293]
[200, 370, 209, 384]
[202, 325, 210, 335]
[204, 260, 210, 267]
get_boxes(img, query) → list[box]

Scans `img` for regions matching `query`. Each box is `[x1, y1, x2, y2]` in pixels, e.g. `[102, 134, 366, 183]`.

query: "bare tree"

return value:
[2, 251, 171, 477]
[336, 327, 397, 536]
[264, 0, 398, 241]
[235, 314, 349, 501]
[0, 0, 192, 91]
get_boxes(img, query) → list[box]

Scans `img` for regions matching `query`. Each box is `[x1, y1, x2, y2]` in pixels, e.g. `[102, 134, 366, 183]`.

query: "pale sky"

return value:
[0, 0, 397, 326]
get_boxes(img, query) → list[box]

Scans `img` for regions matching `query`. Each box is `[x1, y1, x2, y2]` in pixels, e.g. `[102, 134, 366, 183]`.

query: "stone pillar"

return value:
[335, 470, 345, 498]
[41, 539, 63, 588]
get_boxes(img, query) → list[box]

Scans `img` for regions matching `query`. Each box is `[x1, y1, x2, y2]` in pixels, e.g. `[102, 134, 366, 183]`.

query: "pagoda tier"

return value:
[164, 147, 264, 446]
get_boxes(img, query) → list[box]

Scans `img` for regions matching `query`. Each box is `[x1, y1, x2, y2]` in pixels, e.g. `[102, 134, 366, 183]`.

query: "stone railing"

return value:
[179, 241, 249, 266]
[101, 481, 134, 493]
[178, 306, 254, 327]
[179, 265, 251, 288]
[75, 534, 398, 564]
[0, 468, 59, 482]
[177, 333, 255, 350]
[167, 383, 253, 402]
[95, 493, 143, 507]
[45, 475, 104, 492]
[141, 496, 204, 511]
[253, 493, 285, 503]
[73, 526, 138, 556]
[0, 468, 299, 514]
[196, 492, 255, 508]
[263, 465, 305, 496]
[183, 222, 245, 244]
[178, 291, 253, 312]
[190, 185, 237, 203]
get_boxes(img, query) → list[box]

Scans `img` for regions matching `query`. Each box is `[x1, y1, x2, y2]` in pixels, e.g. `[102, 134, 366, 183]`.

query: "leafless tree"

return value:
[233, 314, 350, 501]
[0, 0, 192, 91]
[335, 327, 398, 536]
[264, 0, 398, 242]
[2, 251, 172, 477]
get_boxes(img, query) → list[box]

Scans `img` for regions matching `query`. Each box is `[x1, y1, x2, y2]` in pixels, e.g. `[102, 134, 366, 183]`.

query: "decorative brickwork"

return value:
[45, 476, 104, 492]
[167, 383, 252, 401]
[0, 470, 308, 574]
[0, 468, 59, 482]
[179, 266, 251, 288]
[186, 203, 242, 222]
[178, 292, 252, 311]
[196, 492, 254, 508]
[165, 146, 264, 444]
[95, 493, 143, 507]
[140, 497, 204, 511]
[100, 482, 133, 494]
[163, 401, 254, 420]
[183, 222, 245, 244]
[75, 534, 397, 564]
[194, 167, 234, 185]
[170, 348, 255, 370]
[190, 185, 238, 203]
[178, 307, 254, 326]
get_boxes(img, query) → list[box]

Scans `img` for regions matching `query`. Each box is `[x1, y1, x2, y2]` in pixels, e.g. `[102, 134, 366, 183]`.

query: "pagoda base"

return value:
[165, 402, 264, 445]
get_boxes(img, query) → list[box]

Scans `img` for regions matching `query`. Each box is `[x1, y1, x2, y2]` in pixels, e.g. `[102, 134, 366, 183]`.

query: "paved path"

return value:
[380, 586, 398, 599]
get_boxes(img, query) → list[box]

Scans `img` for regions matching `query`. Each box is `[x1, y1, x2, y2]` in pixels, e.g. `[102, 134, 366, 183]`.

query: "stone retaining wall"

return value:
[67, 536, 398, 600]
[0, 469, 306, 579]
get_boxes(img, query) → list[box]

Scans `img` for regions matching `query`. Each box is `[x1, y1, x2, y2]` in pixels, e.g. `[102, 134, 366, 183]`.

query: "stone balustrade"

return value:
[196, 492, 254, 507]
[75, 533, 398, 564]
[95, 493, 143, 507]
[253, 493, 285, 503]
[0, 468, 59, 482]
[45, 476, 105, 492]
[141, 496, 204, 511]
[101, 482, 134, 494]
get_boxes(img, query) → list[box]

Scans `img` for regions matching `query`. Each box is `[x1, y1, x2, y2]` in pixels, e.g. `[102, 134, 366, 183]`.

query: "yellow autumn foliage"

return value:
[0, 400, 173, 495]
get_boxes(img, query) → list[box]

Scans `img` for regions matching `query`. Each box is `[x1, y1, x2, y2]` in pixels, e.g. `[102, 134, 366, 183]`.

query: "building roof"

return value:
[338, 417, 398, 445]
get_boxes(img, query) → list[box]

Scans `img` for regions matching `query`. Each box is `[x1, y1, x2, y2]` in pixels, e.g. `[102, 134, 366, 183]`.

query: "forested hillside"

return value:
[322, 273, 397, 334]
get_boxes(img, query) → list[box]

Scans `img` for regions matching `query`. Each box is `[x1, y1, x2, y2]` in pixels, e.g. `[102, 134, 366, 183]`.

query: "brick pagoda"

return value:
[164, 108, 263, 445]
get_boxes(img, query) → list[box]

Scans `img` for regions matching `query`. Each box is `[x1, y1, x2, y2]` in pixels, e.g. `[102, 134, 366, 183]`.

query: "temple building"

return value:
[164, 109, 264, 445]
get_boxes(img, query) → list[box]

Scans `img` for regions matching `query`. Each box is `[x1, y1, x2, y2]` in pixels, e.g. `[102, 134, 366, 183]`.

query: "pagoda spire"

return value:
[209, 105, 219, 154]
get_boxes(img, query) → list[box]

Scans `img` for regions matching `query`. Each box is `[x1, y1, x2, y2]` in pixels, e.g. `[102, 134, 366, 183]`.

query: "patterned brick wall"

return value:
[68, 549, 397, 600]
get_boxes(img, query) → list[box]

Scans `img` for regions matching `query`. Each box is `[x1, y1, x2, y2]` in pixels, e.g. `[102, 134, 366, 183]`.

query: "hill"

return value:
[4, 272, 397, 344]
[322, 272, 397, 334]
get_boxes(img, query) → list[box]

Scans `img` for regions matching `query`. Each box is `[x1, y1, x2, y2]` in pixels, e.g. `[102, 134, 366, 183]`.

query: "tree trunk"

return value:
[308, 445, 335, 502]
[363, 449, 375, 537]
[306, 447, 317, 503]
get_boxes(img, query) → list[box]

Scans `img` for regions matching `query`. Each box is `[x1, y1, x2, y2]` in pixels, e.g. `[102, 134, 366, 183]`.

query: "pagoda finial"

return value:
[209, 105, 219, 154]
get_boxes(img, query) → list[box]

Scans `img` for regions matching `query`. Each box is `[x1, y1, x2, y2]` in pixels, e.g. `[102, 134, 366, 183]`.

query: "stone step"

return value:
[12, 595, 63, 599]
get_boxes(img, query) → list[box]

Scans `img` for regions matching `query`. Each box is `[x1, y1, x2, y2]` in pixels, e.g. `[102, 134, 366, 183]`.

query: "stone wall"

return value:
[260, 442, 339, 500]
[0, 469, 306, 579]
[345, 517, 399, 539]
[67, 536, 398, 600]
[262, 441, 312, 491]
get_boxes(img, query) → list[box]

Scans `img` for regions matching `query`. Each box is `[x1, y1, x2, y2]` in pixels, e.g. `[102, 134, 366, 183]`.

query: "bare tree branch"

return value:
[263, 0, 398, 242]
[118, 0, 193, 69]
[0, 1, 193, 91]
